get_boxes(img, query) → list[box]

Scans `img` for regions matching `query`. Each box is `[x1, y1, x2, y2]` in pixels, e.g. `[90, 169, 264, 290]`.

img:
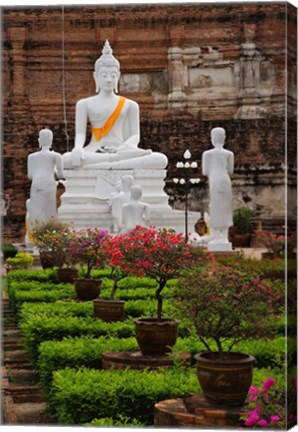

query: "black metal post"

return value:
[184, 170, 189, 243]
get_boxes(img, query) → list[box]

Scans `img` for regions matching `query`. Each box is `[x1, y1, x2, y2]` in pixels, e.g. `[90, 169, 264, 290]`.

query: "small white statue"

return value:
[122, 184, 151, 232]
[27, 128, 64, 235]
[201, 127, 234, 251]
[0, 193, 10, 217]
[63, 40, 167, 170]
[110, 174, 134, 234]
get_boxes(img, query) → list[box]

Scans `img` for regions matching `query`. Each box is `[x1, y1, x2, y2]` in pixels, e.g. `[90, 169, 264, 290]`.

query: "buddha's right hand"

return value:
[71, 148, 85, 167]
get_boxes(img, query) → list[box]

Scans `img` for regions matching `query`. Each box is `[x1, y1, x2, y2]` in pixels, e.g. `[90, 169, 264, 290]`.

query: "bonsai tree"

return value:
[173, 263, 282, 358]
[110, 226, 213, 319]
[68, 228, 109, 279]
[233, 207, 255, 234]
[100, 235, 129, 300]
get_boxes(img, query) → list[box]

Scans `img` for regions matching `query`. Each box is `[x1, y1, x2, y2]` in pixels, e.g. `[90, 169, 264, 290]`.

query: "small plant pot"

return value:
[232, 233, 250, 248]
[194, 352, 255, 406]
[57, 268, 79, 284]
[134, 318, 179, 356]
[74, 278, 101, 301]
[93, 298, 125, 322]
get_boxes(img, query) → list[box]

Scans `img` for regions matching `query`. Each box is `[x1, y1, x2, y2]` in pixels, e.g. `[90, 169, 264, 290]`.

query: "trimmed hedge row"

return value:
[20, 316, 135, 361]
[49, 366, 200, 425]
[37, 333, 285, 394]
[48, 366, 285, 425]
[38, 336, 139, 393]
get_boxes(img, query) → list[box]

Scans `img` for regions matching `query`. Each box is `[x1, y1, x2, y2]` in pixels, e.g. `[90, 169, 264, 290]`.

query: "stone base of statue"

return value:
[57, 168, 200, 234]
[207, 242, 233, 252]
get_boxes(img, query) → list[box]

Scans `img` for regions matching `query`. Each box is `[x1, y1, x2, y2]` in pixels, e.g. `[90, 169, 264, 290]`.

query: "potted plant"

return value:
[69, 228, 109, 301]
[32, 219, 73, 270]
[5, 252, 34, 273]
[93, 235, 129, 322]
[173, 263, 281, 406]
[232, 207, 255, 247]
[111, 226, 212, 355]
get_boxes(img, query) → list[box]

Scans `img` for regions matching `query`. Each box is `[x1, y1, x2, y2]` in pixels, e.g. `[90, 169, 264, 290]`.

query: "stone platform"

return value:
[58, 168, 200, 233]
[102, 351, 191, 371]
[154, 393, 249, 428]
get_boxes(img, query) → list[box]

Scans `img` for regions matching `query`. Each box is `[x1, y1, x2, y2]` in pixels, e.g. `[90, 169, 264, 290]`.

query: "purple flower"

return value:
[245, 407, 260, 426]
[249, 385, 259, 401]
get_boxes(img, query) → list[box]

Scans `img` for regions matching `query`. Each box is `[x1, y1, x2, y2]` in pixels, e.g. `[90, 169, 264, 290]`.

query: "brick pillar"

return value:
[168, 25, 186, 107]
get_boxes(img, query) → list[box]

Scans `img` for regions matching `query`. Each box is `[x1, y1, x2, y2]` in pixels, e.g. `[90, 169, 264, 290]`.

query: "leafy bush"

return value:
[20, 315, 134, 361]
[5, 252, 34, 269]
[49, 367, 200, 424]
[233, 207, 255, 234]
[38, 336, 138, 392]
[86, 415, 146, 427]
[2, 243, 18, 261]
[6, 268, 56, 283]
[20, 301, 94, 323]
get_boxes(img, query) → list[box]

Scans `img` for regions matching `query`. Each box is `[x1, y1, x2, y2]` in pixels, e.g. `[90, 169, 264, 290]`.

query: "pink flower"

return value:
[261, 377, 275, 393]
[258, 419, 268, 426]
[270, 415, 280, 423]
[249, 385, 259, 401]
[245, 407, 260, 426]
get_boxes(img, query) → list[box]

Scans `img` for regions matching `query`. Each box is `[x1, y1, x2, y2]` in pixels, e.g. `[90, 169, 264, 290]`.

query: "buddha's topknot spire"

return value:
[94, 39, 120, 73]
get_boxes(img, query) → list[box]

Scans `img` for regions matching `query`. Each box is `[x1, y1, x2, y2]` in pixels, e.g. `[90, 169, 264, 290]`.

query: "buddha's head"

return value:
[211, 127, 226, 148]
[130, 185, 143, 201]
[38, 128, 53, 149]
[94, 40, 120, 93]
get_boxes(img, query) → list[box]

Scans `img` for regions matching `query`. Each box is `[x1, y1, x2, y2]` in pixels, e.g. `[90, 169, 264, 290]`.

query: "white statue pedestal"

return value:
[207, 242, 233, 252]
[58, 168, 200, 235]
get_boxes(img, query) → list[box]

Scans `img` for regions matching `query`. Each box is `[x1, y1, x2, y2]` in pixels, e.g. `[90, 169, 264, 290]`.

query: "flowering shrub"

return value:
[69, 228, 109, 278]
[244, 377, 285, 428]
[108, 226, 213, 319]
[32, 220, 76, 269]
[101, 236, 129, 300]
[260, 230, 297, 258]
[173, 264, 282, 358]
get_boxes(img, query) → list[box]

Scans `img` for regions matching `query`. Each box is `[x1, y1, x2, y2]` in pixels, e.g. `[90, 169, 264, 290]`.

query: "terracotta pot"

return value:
[134, 318, 179, 356]
[39, 252, 56, 269]
[195, 352, 255, 406]
[93, 298, 125, 322]
[57, 268, 79, 284]
[261, 252, 276, 259]
[74, 278, 101, 301]
[232, 233, 250, 248]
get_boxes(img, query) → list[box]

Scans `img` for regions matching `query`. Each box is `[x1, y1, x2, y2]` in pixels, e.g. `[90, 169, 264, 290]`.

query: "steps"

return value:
[1, 298, 55, 425]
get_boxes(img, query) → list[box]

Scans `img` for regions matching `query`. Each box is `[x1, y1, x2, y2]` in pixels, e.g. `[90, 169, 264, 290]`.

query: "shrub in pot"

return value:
[173, 263, 281, 406]
[2, 243, 18, 261]
[69, 228, 109, 301]
[111, 225, 213, 355]
[93, 235, 129, 322]
[32, 219, 74, 271]
[232, 207, 255, 247]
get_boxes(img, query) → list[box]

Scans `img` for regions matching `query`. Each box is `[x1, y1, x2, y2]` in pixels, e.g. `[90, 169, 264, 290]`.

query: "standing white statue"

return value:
[110, 174, 134, 234]
[122, 184, 151, 232]
[63, 40, 167, 170]
[27, 128, 64, 236]
[201, 127, 234, 251]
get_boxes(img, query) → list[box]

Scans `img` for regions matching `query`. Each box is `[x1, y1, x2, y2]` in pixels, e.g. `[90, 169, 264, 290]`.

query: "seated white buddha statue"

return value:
[63, 40, 168, 170]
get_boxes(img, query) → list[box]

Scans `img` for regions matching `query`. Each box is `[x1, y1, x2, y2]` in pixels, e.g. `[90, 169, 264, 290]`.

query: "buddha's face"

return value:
[94, 66, 120, 93]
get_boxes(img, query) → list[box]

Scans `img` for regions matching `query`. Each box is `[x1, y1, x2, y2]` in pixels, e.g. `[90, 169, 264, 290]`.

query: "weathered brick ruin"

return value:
[2, 2, 297, 241]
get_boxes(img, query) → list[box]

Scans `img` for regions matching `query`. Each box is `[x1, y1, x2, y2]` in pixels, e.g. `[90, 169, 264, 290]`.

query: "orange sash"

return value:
[92, 96, 126, 142]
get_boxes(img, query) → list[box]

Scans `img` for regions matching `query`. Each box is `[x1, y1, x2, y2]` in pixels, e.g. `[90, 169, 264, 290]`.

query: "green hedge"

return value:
[20, 315, 135, 361]
[86, 416, 145, 427]
[37, 333, 285, 395]
[49, 366, 285, 426]
[38, 336, 139, 393]
[49, 366, 200, 425]
[7, 268, 56, 283]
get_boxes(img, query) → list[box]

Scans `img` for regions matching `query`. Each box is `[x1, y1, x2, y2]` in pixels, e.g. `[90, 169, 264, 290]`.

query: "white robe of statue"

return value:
[202, 127, 234, 249]
[122, 184, 151, 232]
[27, 129, 64, 232]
